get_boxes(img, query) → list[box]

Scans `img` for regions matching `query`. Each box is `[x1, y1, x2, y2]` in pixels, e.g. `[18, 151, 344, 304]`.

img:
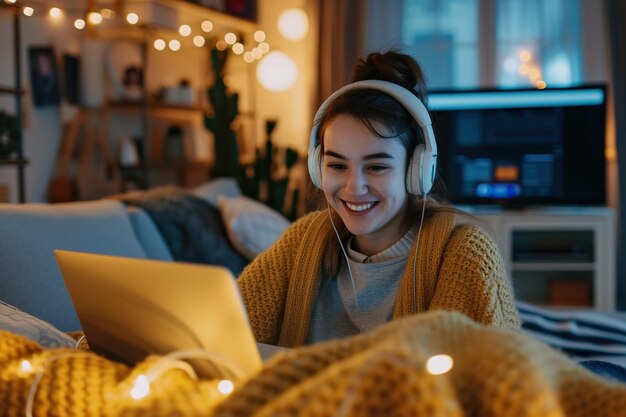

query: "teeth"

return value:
[345, 202, 374, 212]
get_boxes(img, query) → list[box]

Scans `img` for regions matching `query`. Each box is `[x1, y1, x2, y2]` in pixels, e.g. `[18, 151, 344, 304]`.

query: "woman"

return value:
[238, 51, 520, 347]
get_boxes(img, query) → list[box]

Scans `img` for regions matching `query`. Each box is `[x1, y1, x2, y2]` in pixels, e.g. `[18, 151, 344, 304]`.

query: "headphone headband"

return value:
[309, 80, 436, 156]
[308, 79, 437, 195]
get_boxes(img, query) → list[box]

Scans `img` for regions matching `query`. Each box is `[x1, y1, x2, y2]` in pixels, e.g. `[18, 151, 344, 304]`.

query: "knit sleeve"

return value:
[237, 212, 322, 344]
[429, 225, 521, 330]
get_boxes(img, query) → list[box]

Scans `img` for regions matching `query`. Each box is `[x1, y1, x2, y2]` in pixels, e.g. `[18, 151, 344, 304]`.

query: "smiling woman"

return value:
[322, 115, 409, 256]
[236, 50, 520, 348]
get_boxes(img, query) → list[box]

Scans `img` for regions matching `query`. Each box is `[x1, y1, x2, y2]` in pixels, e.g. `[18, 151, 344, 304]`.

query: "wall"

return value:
[0, 0, 315, 203]
[254, 0, 314, 154]
[0, 8, 80, 203]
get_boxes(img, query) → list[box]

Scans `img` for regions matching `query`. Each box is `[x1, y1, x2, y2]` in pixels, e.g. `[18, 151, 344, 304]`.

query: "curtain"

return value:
[606, 0, 626, 309]
[311, 0, 367, 109]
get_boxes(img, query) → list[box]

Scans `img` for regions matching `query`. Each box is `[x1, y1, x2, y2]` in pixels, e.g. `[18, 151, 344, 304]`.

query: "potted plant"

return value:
[0, 110, 19, 160]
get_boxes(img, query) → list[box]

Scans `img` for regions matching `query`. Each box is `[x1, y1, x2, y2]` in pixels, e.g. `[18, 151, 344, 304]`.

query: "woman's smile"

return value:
[343, 200, 378, 214]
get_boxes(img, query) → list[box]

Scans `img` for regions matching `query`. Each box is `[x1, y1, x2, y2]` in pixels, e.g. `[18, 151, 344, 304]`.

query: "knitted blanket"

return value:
[1, 311, 625, 417]
[113, 186, 248, 275]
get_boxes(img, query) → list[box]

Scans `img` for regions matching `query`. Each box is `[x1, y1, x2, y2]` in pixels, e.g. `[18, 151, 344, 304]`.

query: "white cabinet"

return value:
[464, 207, 616, 311]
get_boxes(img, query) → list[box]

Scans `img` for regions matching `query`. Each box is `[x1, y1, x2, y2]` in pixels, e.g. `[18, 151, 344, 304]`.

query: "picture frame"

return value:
[28, 46, 61, 107]
[182, 0, 257, 21]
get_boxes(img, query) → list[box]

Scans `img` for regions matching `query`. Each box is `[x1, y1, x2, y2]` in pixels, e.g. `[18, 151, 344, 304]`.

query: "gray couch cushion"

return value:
[127, 207, 173, 261]
[0, 200, 148, 332]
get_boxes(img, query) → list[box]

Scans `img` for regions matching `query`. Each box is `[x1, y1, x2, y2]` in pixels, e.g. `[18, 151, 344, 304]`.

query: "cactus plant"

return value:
[204, 49, 302, 220]
[204, 47, 240, 178]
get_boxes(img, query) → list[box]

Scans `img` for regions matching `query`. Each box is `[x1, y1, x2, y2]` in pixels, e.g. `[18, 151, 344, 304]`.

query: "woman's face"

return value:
[322, 114, 410, 256]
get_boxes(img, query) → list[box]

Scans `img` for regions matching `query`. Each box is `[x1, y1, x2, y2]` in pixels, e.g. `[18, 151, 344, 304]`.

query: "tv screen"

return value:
[429, 85, 607, 207]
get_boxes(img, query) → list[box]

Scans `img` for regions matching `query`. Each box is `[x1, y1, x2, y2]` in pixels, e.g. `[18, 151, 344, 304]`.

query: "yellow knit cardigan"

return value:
[237, 210, 521, 347]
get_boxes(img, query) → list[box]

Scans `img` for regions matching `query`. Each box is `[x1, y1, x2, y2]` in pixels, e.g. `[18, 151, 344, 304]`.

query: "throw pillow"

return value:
[217, 195, 291, 260]
[191, 178, 242, 208]
[116, 187, 248, 276]
[0, 300, 76, 348]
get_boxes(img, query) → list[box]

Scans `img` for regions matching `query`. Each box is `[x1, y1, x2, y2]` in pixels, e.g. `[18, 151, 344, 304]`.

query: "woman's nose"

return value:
[345, 170, 368, 195]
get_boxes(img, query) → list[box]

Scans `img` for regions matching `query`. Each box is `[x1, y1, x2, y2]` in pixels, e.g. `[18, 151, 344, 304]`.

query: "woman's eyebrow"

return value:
[324, 150, 395, 160]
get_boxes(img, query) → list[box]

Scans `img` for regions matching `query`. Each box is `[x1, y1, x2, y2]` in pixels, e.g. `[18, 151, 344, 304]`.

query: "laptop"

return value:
[55, 250, 274, 380]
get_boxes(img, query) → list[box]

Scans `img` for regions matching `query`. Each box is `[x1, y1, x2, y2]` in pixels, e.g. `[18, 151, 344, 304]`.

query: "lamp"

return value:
[277, 8, 309, 41]
[256, 51, 298, 92]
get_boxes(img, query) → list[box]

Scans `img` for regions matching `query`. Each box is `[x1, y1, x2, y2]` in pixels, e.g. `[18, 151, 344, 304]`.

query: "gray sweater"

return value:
[307, 228, 416, 344]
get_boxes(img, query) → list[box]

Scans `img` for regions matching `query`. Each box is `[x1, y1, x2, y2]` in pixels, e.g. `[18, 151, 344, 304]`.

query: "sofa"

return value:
[0, 178, 290, 338]
[1, 179, 625, 416]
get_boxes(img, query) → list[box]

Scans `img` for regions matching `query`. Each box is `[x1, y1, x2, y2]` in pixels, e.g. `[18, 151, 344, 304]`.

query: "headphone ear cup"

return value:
[406, 144, 424, 195]
[308, 145, 324, 189]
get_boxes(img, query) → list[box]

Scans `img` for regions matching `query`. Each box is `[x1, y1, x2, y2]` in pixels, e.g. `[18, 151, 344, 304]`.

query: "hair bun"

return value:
[351, 50, 428, 103]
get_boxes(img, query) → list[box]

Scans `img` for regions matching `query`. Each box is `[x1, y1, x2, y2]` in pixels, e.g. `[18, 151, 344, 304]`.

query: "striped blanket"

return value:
[517, 301, 626, 368]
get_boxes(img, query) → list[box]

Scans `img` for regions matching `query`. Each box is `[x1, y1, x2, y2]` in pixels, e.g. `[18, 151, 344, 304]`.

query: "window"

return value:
[402, 0, 583, 89]
[402, 0, 479, 88]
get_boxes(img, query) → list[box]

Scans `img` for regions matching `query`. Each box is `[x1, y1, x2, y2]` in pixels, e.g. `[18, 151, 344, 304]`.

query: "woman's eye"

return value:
[327, 163, 345, 170]
[368, 165, 389, 172]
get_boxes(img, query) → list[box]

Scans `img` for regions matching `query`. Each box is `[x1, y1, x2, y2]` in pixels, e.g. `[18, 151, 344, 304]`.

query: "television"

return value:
[428, 85, 607, 207]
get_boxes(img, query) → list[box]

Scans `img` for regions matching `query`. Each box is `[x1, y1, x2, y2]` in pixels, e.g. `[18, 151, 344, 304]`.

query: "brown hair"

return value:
[309, 50, 461, 277]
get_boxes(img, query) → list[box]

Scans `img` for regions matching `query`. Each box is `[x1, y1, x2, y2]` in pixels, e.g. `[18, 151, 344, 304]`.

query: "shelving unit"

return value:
[103, 95, 212, 190]
[0, 4, 26, 203]
[78, 1, 259, 195]
[469, 207, 616, 311]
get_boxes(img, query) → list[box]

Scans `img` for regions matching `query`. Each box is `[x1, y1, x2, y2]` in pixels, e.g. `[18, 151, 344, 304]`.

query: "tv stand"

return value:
[461, 206, 616, 311]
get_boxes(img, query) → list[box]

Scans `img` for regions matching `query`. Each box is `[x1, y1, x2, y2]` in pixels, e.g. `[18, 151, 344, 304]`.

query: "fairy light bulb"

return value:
[217, 379, 234, 394]
[101, 8, 115, 19]
[201, 20, 213, 32]
[179, 24, 192, 37]
[215, 40, 227, 51]
[154, 39, 166, 51]
[518, 63, 530, 76]
[49, 7, 61, 18]
[528, 67, 541, 81]
[193, 35, 205, 47]
[251, 47, 262, 60]
[20, 359, 33, 373]
[258, 42, 270, 54]
[74, 18, 86, 29]
[519, 50, 532, 62]
[426, 354, 453, 375]
[23, 7, 34, 16]
[254, 30, 265, 42]
[224, 32, 237, 45]
[5, 0, 18, 4]
[88, 12, 103, 25]
[232, 43, 244, 55]
[243, 51, 254, 63]
[130, 375, 150, 400]
[126, 12, 139, 25]
[169, 39, 181, 51]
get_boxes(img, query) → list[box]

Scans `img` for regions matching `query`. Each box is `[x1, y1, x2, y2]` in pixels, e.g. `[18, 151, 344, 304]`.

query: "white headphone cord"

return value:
[327, 203, 359, 310]
[412, 196, 427, 313]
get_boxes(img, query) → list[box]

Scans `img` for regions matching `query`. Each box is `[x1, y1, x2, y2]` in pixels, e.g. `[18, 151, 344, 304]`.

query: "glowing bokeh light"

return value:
[257, 51, 298, 91]
[277, 8, 309, 41]
[426, 354, 453, 375]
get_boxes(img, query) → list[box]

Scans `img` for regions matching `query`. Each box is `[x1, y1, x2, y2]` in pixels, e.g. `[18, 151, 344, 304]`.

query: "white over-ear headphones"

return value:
[308, 79, 437, 196]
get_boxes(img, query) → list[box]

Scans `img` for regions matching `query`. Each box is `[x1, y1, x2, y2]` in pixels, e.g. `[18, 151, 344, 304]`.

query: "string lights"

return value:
[515, 49, 547, 89]
[18, 347, 243, 417]
[333, 351, 455, 417]
[2, 0, 271, 61]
